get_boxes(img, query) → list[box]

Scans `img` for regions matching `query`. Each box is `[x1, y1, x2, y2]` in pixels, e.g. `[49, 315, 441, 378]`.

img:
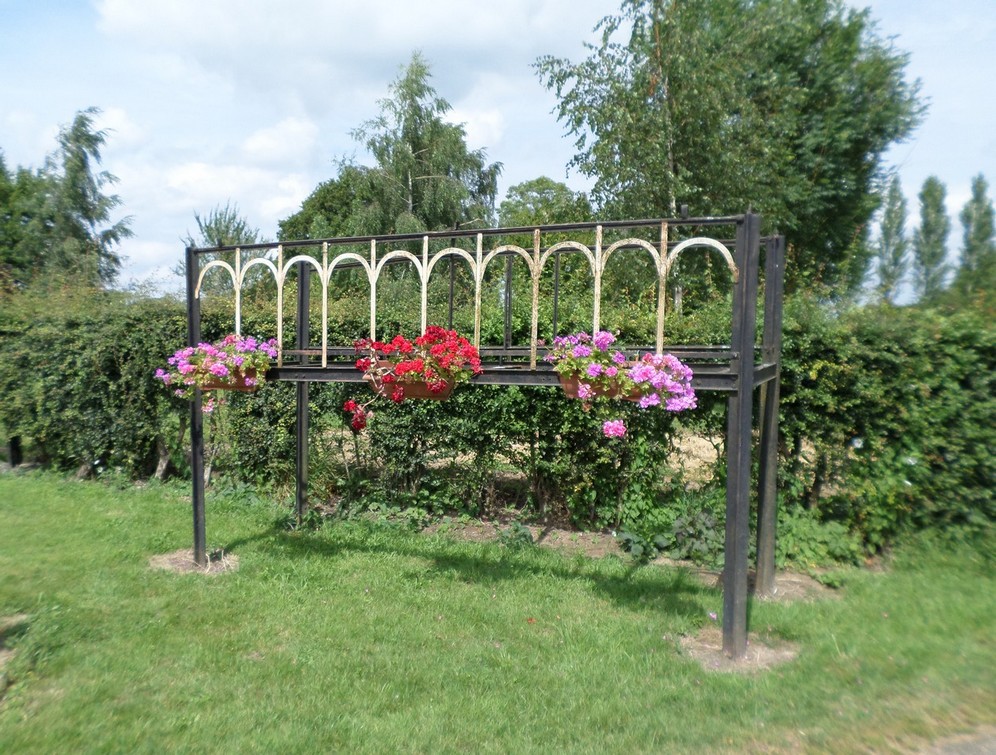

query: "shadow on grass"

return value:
[224, 520, 713, 622]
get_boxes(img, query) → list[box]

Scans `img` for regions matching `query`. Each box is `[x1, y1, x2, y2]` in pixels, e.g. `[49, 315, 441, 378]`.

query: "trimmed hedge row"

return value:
[0, 287, 991, 556]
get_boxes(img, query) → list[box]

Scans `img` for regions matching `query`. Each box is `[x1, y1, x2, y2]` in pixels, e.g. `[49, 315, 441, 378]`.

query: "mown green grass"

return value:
[0, 473, 992, 753]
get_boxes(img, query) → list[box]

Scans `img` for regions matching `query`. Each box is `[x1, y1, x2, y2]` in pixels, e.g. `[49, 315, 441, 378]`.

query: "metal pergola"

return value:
[184, 211, 784, 659]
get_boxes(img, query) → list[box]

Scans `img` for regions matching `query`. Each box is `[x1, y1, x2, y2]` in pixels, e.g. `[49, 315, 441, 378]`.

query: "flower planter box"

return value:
[200, 368, 259, 393]
[366, 361, 454, 400]
[557, 371, 643, 401]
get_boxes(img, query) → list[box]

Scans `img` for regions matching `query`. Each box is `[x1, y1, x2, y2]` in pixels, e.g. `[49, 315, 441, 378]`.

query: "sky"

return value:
[1, 0, 994, 291]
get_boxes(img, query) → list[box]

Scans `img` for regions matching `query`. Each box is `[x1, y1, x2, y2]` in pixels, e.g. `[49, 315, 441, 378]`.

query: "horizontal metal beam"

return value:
[265, 359, 774, 393]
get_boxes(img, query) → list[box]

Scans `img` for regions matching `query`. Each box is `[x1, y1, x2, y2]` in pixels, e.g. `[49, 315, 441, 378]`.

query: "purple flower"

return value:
[577, 382, 594, 399]
[572, 344, 592, 359]
[593, 330, 615, 350]
[586, 362, 604, 378]
[603, 419, 627, 437]
[638, 392, 661, 409]
[209, 363, 229, 377]
[612, 351, 627, 364]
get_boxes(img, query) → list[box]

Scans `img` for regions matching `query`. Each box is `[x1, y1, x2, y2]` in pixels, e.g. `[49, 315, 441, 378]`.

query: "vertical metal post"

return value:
[722, 213, 760, 658]
[755, 235, 785, 596]
[185, 246, 207, 567]
[295, 261, 310, 523]
[8, 436, 23, 467]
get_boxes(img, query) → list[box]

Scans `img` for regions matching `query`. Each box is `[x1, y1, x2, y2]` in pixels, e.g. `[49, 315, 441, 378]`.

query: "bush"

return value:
[2, 281, 990, 563]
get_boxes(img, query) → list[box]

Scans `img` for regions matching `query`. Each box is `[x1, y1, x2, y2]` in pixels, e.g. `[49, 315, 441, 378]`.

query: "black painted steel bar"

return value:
[188, 215, 747, 255]
[755, 235, 786, 596]
[185, 246, 207, 567]
[295, 262, 310, 524]
[722, 212, 761, 658]
[7, 436, 22, 467]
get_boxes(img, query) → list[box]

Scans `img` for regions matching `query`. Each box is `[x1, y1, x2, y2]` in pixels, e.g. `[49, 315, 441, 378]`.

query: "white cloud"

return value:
[94, 107, 146, 149]
[241, 116, 320, 167]
[448, 107, 506, 151]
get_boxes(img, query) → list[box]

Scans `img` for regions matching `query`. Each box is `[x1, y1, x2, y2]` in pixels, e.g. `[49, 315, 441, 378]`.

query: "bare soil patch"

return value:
[1, 613, 30, 699]
[678, 624, 800, 673]
[148, 548, 239, 575]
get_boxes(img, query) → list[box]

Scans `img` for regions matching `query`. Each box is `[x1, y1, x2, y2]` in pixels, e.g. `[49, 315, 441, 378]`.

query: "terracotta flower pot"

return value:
[366, 361, 454, 400]
[200, 368, 259, 393]
[557, 371, 642, 402]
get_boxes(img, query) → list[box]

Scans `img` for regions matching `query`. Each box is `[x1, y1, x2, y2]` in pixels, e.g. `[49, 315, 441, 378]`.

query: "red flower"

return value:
[343, 399, 357, 412]
[350, 408, 367, 431]
[391, 386, 405, 403]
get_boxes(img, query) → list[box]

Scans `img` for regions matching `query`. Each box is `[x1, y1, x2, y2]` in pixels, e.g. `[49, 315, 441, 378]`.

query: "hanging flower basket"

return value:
[365, 360, 455, 401]
[200, 368, 260, 393]
[557, 370, 642, 402]
[343, 326, 482, 431]
[156, 334, 279, 406]
[544, 330, 697, 437]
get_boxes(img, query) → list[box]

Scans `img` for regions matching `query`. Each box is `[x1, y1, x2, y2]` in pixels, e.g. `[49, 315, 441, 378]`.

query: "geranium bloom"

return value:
[157, 334, 278, 410]
[603, 419, 627, 437]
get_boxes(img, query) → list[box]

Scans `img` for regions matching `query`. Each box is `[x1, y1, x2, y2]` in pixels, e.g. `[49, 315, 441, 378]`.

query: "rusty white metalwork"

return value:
[192, 224, 738, 365]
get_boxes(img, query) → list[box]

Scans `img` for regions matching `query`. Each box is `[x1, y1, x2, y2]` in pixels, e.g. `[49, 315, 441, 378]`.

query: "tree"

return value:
[497, 177, 592, 228]
[278, 164, 377, 241]
[874, 175, 909, 304]
[180, 202, 264, 297]
[46, 108, 132, 285]
[184, 201, 260, 249]
[283, 53, 503, 240]
[536, 0, 923, 296]
[954, 174, 995, 300]
[0, 108, 131, 287]
[912, 176, 950, 302]
[353, 52, 502, 234]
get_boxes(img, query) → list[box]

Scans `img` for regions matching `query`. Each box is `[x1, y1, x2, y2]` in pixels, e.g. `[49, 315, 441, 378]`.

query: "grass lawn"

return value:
[0, 473, 993, 753]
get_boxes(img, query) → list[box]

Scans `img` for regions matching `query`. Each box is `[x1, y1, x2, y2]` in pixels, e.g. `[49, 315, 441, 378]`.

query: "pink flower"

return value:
[593, 330, 616, 350]
[577, 382, 594, 399]
[603, 419, 627, 437]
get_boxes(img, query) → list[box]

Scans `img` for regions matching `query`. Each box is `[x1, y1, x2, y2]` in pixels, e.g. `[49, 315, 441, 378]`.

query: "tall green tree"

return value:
[954, 174, 995, 301]
[282, 53, 503, 239]
[0, 108, 131, 287]
[912, 176, 950, 302]
[46, 108, 132, 285]
[874, 175, 909, 304]
[181, 202, 264, 297]
[352, 52, 502, 234]
[536, 0, 923, 296]
[184, 201, 260, 249]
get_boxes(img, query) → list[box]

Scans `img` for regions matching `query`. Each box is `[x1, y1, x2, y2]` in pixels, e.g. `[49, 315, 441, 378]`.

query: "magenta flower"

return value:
[577, 382, 594, 399]
[572, 344, 592, 358]
[603, 419, 627, 437]
[586, 362, 604, 378]
[593, 330, 615, 350]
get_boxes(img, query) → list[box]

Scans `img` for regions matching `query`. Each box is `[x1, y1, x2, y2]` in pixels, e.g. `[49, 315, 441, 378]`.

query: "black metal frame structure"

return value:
[184, 211, 784, 659]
